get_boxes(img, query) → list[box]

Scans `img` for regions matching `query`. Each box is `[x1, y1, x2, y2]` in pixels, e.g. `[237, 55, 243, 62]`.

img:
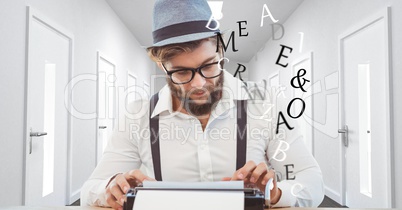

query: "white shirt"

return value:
[81, 71, 324, 207]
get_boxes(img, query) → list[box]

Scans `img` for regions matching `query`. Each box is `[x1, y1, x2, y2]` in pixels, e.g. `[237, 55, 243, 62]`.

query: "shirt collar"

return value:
[150, 84, 173, 118]
[150, 70, 249, 118]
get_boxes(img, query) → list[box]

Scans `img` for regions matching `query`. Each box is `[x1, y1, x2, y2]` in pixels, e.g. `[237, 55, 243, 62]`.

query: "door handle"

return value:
[99, 126, 107, 129]
[29, 131, 47, 154]
[338, 125, 348, 147]
[30, 132, 47, 137]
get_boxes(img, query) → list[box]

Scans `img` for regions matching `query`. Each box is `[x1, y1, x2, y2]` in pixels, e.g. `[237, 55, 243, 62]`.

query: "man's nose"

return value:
[190, 72, 206, 88]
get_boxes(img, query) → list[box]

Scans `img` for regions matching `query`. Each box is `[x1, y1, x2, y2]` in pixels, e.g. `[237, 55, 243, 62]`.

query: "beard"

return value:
[167, 73, 224, 117]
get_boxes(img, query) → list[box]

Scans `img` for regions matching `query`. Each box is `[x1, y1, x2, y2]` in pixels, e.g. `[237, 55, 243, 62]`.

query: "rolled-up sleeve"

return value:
[268, 122, 325, 207]
[246, 89, 324, 207]
[80, 102, 144, 206]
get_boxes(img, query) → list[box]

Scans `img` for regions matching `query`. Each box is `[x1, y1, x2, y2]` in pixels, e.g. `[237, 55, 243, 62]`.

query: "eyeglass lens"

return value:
[170, 62, 221, 84]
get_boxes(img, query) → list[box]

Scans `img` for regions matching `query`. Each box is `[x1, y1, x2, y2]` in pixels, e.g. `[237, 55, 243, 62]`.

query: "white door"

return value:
[339, 8, 392, 208]
[291, 52, 314, 154]
[96, 53, 116, 164]
[24, 7, 72, 206]
[143, 82, 150, 99]
[127, 72, 137, 105]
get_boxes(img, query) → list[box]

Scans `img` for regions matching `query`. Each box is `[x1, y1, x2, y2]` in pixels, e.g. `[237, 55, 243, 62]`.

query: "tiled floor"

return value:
[68, 199, 80, 206]
[318, 196, 348, 208]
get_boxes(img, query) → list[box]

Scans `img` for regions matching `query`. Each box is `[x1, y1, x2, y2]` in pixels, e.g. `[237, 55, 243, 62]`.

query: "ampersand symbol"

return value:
[290, 68, 310, 92]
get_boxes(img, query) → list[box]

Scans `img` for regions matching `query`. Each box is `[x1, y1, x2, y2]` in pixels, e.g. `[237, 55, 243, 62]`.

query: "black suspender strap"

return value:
[236, 100, 247, 170]
[149, 93, 162, 181]
[149, 94, 247, 180]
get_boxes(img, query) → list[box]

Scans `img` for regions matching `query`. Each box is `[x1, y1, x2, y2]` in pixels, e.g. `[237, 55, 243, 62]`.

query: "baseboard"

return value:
[325, 186, 342, 204]
[69, 188, 81, 205]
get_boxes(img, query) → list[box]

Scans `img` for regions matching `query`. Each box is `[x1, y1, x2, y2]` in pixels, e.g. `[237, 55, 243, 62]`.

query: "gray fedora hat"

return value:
[150, 0, 221, 47]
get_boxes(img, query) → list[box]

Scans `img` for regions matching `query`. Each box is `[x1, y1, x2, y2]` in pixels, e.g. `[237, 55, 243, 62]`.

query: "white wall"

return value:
[225, 59, 249, 81]
[0, 0, 154, 205]
[248, 0, 402, 207]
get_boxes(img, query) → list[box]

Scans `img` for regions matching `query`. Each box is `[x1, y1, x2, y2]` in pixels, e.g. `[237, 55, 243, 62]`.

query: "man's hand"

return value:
[105, 169, 155, 210]
[222, 161, 281, 205]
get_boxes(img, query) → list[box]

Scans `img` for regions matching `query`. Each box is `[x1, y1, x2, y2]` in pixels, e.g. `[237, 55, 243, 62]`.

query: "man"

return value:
[81, 0, 324, 209]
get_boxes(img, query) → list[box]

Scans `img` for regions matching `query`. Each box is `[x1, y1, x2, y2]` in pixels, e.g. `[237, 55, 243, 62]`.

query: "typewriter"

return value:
[123, 184, 269, 210]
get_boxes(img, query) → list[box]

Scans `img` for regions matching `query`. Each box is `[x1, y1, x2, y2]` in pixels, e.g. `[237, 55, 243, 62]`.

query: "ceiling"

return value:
[105, 0, 304, 63]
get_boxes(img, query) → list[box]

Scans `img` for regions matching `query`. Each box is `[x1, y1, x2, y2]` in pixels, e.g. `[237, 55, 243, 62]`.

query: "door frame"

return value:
[23, 6, 74, 205]
[96, 52, 116, 165]
[338, 7, 394, 207]
[127, 71, 137, 104]
[291, 51, 314, 155]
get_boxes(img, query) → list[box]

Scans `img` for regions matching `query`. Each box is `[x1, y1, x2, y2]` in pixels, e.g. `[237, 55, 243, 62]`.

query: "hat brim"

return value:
[143, 29, 230, 49]
[153, 31, 217, 47]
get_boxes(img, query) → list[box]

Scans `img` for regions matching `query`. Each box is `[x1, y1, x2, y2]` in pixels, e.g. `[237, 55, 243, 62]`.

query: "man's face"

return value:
[162, 40, 224, 116]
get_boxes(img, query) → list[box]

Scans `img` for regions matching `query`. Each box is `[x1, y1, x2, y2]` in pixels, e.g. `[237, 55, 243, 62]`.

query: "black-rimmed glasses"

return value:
[162, 61, 223, 84]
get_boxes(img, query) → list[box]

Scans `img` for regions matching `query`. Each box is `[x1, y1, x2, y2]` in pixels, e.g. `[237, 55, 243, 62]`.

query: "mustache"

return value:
[185, 86, 213, 97]
[166, 73, 224, 116]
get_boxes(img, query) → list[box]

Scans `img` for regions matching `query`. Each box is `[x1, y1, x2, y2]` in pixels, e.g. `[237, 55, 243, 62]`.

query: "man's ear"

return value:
[156, 62, 164, 71]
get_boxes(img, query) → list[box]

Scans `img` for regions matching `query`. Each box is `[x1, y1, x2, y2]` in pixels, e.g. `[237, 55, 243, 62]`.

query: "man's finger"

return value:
[233, 160, 257, 180]
[261, 169, 276, 185]
[249, 162, 268, 183]
[106, 192, 123, 210]
[125, 169, 156, 185]
[261, 169, 281, 204]
[115, 174, 131, 194]
[109, 183, 125, 205]
[221, 177, 231, 181]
